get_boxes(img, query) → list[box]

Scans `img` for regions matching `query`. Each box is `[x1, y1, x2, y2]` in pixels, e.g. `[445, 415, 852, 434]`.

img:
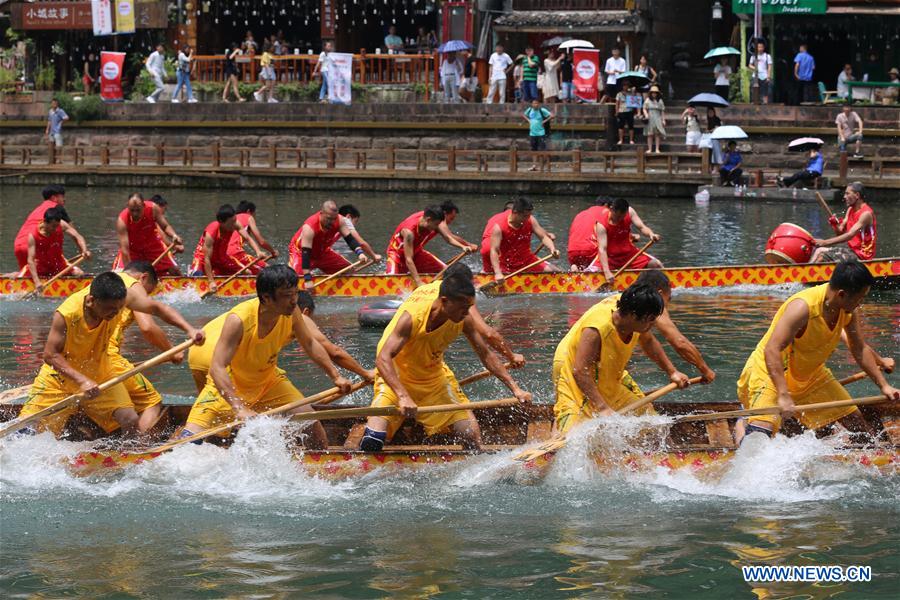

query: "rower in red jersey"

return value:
[13, 185, 90, 270]
[289, 200, 380, 288]
[386, 205, 473, 287]
[567, 198, 612, 273]
[481, 197, 559, 283]
[112, 193, 184, 275]
[18, 207, 88, 286]
[189, 204, 263, 290]
[592, 197, 662, 277]
[811, 182, 878, 263]
[229, 201, 279, 269]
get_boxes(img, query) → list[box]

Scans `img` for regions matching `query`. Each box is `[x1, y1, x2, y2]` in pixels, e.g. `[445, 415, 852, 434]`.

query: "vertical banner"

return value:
[573, 49, 600, 103]
[99, 51, 125, 101]
[115, 0, 135, 34]
[321, 0, 336, 40]
[91, 0, 112, 36]
[328, 52, 353, 104]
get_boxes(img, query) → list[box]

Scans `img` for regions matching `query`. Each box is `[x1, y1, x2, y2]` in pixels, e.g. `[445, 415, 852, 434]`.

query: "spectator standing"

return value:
[313, 41, 333, 104]
[512, 61, 524, 103]
[82, 52, 98, 96]
[749, 41, 772, 104]
[719, 141, 743, 186]
[681, 105, 702, 152]
[460, 50, 478, 102]
[542, 49, 562, 103]
[523, 98, 553, 171]
[836, 63, 854, 99]
[485, 44, 513, 104]
[615, 82, 637, 145]
[416, 27, 436, 54]
[559, 51, 574, 103]
[45, 98, 69, 148]
[242, 31, 258, 56]
[714, 57, 731, 101]
[440, 51, 463, 103]
[705, 107, 723, 169]
[253, 41, 278, 103]
[384, 26, 404, 54]
[145, 43, 166, 104]
[635, 55, 657, 97]
[876, 67, 899, 104]
[642, 85, 666, 153]
[172, 45, 197, 103]
[792, 43, 815, 104]
[860, 51, 884, 82]
[778, 146, 823, 188]
[519, 47, 540, 103]
[835, 103, 864, 158]
[222, 43, 245, 102]
[603, 47, 627, 101]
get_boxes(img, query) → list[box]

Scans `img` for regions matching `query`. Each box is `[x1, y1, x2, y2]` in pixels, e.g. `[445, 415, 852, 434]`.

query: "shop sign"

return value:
[732, 0, 827, 14]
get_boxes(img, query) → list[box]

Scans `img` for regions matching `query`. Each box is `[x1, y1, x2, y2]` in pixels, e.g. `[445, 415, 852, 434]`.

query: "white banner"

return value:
[91, 0, 113, 36]
[328, 52, 353, 105]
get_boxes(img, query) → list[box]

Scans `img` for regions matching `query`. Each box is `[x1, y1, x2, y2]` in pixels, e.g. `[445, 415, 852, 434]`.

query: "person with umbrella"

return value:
[615, 81, 638, 145]
[719, 141, 743, 186]
[714, 57, 732, 101]
[681, 105, 702, 152]
[440, 50, 464, 103]
[778, 141, 823, 188]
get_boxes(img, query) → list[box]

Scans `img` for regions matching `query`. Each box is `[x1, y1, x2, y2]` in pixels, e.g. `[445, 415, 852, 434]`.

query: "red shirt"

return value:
[845, 203, 877, 260]
[27, 223, 65, 276]
[568, 206, 609, 256]
[193, 221, 232, 268]
[118, 201, 165, 259]
[480, 210, 533, 261]
[14, 200, 61, 253]
[598, 209, 638, 262]
[228, 212, 253, 256]
[387, 211, 437, 261]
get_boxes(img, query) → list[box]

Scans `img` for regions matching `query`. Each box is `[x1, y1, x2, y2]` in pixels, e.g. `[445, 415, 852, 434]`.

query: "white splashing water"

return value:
[155, 287, 204, 304]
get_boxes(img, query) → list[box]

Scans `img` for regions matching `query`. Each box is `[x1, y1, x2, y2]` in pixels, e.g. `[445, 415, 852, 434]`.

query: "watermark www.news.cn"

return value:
[742, 565, 872, 583]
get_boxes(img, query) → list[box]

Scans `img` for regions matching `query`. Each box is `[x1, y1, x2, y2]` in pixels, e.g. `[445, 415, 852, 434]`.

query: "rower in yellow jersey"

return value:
[109, 261, 206, 432]
[734, 260, 899, 444]
[180, 265, 351, 448]
[359, 274, 531, 452]
[553, 282, 690, 434]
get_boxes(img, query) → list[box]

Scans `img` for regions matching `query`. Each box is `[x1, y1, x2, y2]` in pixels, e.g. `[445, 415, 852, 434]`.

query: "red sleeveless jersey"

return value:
[14, 200, 61, 253]
[846, 203, 877, 260]
[387, 212, 436, 261]
[28, 223, 65, 276]
[118, 201, 165, 258]
[480, 210, 533, 258]
[193, 221, 231, 267]
[228, 212, 253, 256]
[568, 206, 609, 256]
[598, 209, 638, 261]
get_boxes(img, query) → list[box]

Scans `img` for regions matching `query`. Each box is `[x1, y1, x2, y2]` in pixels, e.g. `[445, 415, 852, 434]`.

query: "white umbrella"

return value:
[711, 125, 748, 140]
[788, 137, 825, 151]
[559, 40, 594, 50]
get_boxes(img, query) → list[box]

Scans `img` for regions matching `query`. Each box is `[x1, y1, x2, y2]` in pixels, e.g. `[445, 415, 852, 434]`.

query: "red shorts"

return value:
[481, 251, 554, 274]
[567, 250, 597, 271]
[188, 254, 251, 276]
[18, 255, 68, 278]
[608, 250, 653, 271]
[14, 245, 28, 270]
[386, 250, 445, 275]
[289, 248, 351, 275]
[112, 248, 177, 274]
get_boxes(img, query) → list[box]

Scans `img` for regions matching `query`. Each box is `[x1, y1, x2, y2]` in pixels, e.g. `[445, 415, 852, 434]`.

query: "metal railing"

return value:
[512, 0, 630, 9]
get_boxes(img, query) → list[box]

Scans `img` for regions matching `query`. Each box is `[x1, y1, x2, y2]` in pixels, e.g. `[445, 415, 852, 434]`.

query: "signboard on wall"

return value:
[321, 0, 336, 39]
[732, 0, 827, 14]
[91, 0, 113, 36]
[10, 1, 167, 30]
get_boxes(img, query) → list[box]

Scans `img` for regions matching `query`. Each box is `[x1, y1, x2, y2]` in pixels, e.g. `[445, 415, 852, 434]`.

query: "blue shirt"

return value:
[806, 152, 824, 174]
[47, 107, 68, 135]
[525, 107, 551, 137]
[723, 150, 742, 170]
[794, 51, 815, 81]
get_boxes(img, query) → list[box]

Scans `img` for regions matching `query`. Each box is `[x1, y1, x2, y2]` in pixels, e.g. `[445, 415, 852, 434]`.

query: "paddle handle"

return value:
[815, 191, 835, 220]
[480, 252, 555, 291]
[456, 363, 518, 387]
[434, 250, 469, 280]
[151, 241, 177, 267]
[313, 257, 370, 288]
[676, 394, 890, 423]
[614, 238, 655, 278]
[288, 398, 518, 423]
[201, 254, 271, 299]
[25, 254, 86, 299]
[619, 376, 702, 414]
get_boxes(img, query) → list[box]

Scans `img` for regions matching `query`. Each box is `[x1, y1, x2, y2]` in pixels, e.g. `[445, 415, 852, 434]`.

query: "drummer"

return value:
[811, 182, 877, 263]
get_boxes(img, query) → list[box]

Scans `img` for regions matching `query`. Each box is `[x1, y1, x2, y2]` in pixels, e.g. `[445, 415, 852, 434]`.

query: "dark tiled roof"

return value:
[494, 10, 640, 32]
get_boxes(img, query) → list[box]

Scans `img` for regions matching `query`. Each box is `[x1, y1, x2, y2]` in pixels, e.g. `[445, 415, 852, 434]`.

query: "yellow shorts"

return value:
[371, 371, 471, 440]
[19, 366, 132, 436]
[737, 365, 855, 431]
[109, 353, 162, 413]
[552, 360, 651, 434]
[187, 342, 212, 375]
[186, 371, 303, 435]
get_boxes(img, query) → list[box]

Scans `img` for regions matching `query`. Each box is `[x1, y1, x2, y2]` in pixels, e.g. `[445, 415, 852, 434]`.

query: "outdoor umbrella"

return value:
[437, 40, 473, 53]
[541, 36, 570, 48]
[704, 47, 741, 59]
[688, 92, 730, 108]
[616, 71, 651, 86]
[559, 40, 594, 50]
[710, 125, 749, 140]
[788, 137, 825, 151]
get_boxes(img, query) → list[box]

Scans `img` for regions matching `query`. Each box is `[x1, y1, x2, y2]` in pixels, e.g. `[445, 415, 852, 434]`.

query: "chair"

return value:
[818, 81, 840, 104]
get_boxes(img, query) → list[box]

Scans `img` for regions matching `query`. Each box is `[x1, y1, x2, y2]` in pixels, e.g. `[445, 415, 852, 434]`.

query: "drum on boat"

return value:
[357, 299, 402, 328]
[765, 222, 814, 264]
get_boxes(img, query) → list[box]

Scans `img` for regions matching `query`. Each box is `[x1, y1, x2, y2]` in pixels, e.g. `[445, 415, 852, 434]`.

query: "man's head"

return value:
[634, 269, 672, 305]
[339, 204, 361, 226]
[42, 207, 65, 233]
[495, 43, 504, 53]
[86, 272, 127, 321]
[42, 184, 65, 204]
[388, 25, 397, 35]
[843, 181, 865, 207]
[504, 200, 515, 211]
[756, 41, 766, 53]
[612, 47, 621, 57]
[123, 260, 159, 294]
[842, 103, 853, 115]
[799, 43, 808, 53]
[609, 197, 630, 222]
[156, 43, 164, 53]
[320, 200, 339, 229]
[889, 68, 899, 81]
[126, 192, 145, 221]
[236, 200, 256, 215]
[530, 98, 541, 110]
[440, 200, 460, 225]
[828, 259, 875, 312]
[50, 98, 59, 109]
[727, 140, 737, 150]
[422, 205, 445, 231]
[616, 283, 665, 333]
[844, 63, 853, 75]
[297, 290, 316, 316]
[525, 46, 534, 56]
[324, 41, 333, 52]
[150, 194, 167, 211]
[256, 264, 300, 315]
[509, 197, 533, 227]
[444, 262, 474, 282]
[216, 204, 238, 232]
[438, 274, 476, 323]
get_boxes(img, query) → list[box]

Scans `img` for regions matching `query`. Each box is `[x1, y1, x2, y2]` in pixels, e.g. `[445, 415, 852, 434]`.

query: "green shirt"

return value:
[522, 56, 539, 82]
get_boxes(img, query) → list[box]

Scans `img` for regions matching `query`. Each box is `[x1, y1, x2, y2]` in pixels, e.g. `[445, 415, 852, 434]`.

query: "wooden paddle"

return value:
[456, 363, 519, 387]
[0, 339, 195, 439]
[287, 398, 518, 423]
[151, 241, 178, 268]
[479, 252, 555, 292]
[23, 254, 86, 299]
[595, 239, 655, 292]
[200, 254, 271, 299]
[514, 375, 699, 462]
[313, 257, 373, 289]
[814, 191, 836, 220]
[434, 250, 470, 280]
[148, 379, 371, 453]
[675, 394, 894, 424]
[0, 359, 157, 406]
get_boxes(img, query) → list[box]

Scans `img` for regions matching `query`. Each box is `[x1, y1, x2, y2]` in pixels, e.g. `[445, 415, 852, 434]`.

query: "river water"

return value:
[1, 187, 898, 597]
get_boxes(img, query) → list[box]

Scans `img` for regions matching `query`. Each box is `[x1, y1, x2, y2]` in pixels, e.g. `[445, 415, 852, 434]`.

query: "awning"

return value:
[493, 11, 644, 34]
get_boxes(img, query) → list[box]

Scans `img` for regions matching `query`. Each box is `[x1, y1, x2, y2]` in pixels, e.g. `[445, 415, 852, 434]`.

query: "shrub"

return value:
[34, 63, 56, 90]
[51, 92, 106, 122]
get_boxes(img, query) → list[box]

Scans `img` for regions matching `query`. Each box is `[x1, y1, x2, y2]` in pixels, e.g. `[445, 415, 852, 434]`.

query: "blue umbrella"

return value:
[688, 92, 730, 107]
[438, 40, 473, 53]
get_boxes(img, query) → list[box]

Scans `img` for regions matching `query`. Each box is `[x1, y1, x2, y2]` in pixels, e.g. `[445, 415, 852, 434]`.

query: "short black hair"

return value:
[297, 290, 316, 313]
[829, 259, 875, 295]
[611, 197, 630, 214]
[423, 205, 445, 222]
[236, 201, 256, 214]
[444, 262, 474, 281]
[617, 283, 665, 320]
[439, 274, 476, 300]
[124, 260, 159, 286]
[635, 269, 671, 293]
[511, 197, 533, 213]
[593, 195, 614, 207]
[90, 272, 127, 301]
[440, 200, 460, 215]
[43, 207, 65, 223]
[216, 204, 236, 223]
[42, 184, 65, 200]
[338, 204, 360, 219]
[150, 194, 167, 207]
[256, 264, 299, 301]
[128, 191, 143, 202]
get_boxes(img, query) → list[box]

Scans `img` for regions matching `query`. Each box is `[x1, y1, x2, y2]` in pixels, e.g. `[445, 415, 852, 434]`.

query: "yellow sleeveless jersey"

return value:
[744, 283, 852, 383]
[377, 282, 464, 386]
[46, 286, 117, 381]
[554, 294, 639, 401]
[187, 310, 228, 372]
[107, 272, 139, 356]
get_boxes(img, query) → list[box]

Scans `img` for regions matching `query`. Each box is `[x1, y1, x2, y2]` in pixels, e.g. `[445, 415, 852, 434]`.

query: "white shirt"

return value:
[837, 70, 853, 98]
[750, 53, 771, 81]
[488, 52, 513, 82]
[714, 64, 732, 86]
[441, 57, 461, 77]
[604, 56, 627, 84]
[147, 51, 165, 77]
[318, 51, 332, 75]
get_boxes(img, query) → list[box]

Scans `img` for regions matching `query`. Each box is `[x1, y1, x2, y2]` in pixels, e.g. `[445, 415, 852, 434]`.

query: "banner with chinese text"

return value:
[91, 0, 112, 35]
[115, 0, 135, 34]
[328, 53, 353, 104]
